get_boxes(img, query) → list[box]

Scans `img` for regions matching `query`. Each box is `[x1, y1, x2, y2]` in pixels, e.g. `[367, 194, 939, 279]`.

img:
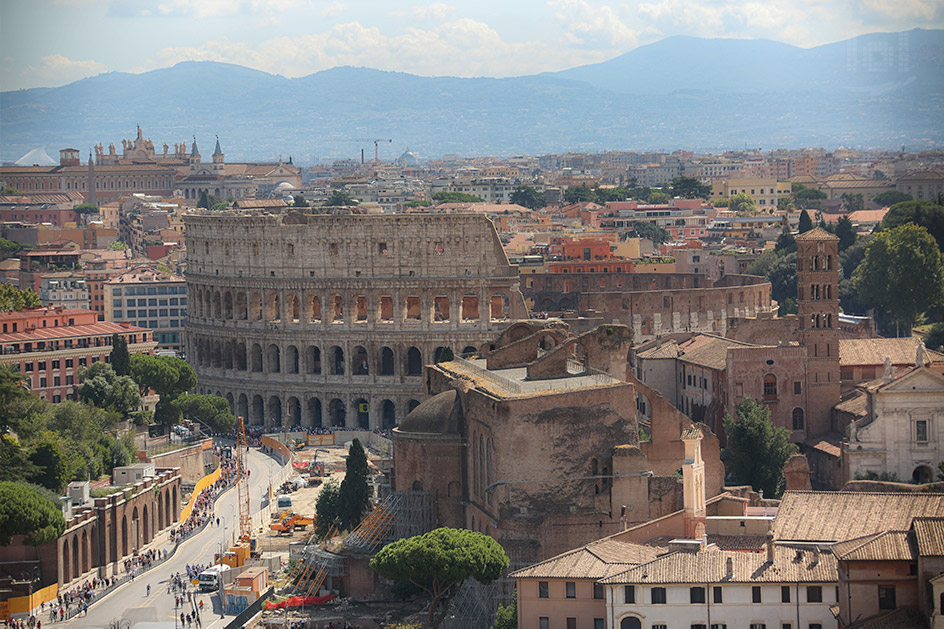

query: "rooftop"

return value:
[510, 538, 658, 580]
[437, 356, 622, 397]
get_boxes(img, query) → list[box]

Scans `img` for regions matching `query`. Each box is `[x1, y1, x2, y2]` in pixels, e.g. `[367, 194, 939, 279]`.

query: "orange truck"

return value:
[269, 513, 314, 535]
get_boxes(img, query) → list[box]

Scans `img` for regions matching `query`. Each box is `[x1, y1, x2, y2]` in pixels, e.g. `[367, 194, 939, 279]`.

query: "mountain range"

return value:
[2, 28, 942, 163]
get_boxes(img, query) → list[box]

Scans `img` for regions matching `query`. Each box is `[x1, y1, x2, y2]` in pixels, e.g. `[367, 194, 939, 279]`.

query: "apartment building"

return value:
[104, 267, 187, 355]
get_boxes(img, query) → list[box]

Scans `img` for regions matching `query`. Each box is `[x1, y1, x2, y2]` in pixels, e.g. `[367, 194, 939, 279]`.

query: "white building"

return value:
[601, 543, 839, 629]
[842, 355, 944, 485]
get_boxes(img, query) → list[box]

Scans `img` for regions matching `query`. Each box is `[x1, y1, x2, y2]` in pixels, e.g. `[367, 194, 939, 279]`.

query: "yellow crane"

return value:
[236, 416, 252, 543]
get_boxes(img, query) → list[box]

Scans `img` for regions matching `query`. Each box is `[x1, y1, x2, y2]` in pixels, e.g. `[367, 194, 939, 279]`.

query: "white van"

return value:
[276, 495, 293, 509]
[198, 564, 232, 592]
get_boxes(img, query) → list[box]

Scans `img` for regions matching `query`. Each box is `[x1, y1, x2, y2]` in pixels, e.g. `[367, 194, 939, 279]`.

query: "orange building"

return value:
[0, 306, 155, 402]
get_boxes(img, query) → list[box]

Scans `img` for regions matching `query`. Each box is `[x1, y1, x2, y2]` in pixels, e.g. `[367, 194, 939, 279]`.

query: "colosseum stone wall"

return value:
[184, 210, 528, 429]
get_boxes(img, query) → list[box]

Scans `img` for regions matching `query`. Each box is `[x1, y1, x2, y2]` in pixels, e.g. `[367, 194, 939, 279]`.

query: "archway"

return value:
[352, 346, 369, 376]
[71, 536, 79, 579]
[251, 344, 263, 372]
[158, 493, 164, 530]
[329, 399, 346, 427]
[461, 345, 478, 358]
[142, 504, 149, 543]
[330, 346, 345, 376]
[286, 345, 299, 374]
[408, 399, 421, 413]
[307, 398, 323, 427]
[407, 347, 422, 376]
[268, 396, 283, 427]
[267, 344, 281, 373]
[132, 506, 139, 551]
[307, 346, 322, 374]
[379, 347, 395, 375]
[620, 618, 642, 629]
[382, 400, 396, 429]
[62, 537, 70, 583]
[81, 530, 89, 574]
[252, 395, 265, 425]
[287, 397, 301, 427]
[354, 398, 370, 429]
[121, 515, 128, 557]
[913, 465, 933, 484]
[237, 394, 249, 421]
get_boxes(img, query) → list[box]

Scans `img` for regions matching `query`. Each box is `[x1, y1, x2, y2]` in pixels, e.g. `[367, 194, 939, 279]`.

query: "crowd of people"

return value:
[170, 453, 237, 544]
[122, 547, 164, 576]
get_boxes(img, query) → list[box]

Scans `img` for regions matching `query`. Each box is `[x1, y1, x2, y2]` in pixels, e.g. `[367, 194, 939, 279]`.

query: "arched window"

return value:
[407, 347, 422, 376]
[763, 374, 777, 400]
[792, 407, 804, 430]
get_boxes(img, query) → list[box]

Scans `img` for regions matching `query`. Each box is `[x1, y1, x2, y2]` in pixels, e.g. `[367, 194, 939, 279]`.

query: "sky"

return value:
[1, 0, 942, 91]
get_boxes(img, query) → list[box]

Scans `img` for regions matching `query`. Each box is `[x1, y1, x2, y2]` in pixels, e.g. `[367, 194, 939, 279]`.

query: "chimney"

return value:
[725, 557, 733, 578]
[766, 532, 775, 564]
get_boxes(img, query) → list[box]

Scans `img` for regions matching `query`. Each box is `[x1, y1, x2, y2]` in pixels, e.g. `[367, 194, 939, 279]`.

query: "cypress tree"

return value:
[338, 438, 370, 530]
[110, 333, 131, 376]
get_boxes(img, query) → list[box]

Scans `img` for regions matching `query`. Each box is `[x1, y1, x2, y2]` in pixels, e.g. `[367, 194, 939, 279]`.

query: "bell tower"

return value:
[189, 137, 201, 174]
[796, 227, 840, 438]
[212, 136, 225, 176]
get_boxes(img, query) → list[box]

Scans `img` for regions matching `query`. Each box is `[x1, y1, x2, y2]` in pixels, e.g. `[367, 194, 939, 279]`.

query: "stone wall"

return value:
[184, 211, 528, 429]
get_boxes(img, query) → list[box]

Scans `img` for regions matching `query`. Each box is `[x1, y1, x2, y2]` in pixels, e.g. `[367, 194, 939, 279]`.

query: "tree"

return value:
[197, 191, 210, 209]
[108, 240, 128, 251]
[924, 322, 944, 352]
[1, 186, 20, 195]
[631, 222, 668, 244]
[292, 194, 309, 208]
[509, 185, 545, 210]
[0, 284, 41, 311]
[492, 592, 517, 629]
[835, 215, 856, 252]
[776, 197, 795, 213]
[314, 478, 342, 538]
[28, 431, 72, 493]
[111, 333, 131, 376]
[873, 169, 888, 180]
[0, 481, 66, 546]
[873, 190, 911, 206]
[0, 434, 39, 483]
[404, 200, 431, 208]
[371, 528, 510, 629]
[338, 439, 370, 530]
[667, 177, 710, 200]
[174, 393, 236, 433]
[435, 346, 454, 363]
[792, 184, 827, 209]
[130, 354, 196, 427]
[73, 202, 99, 215]
[841, 193, 864, 213]
[722, 398, 797, 499]
[747, 251, 797, 311]
[728, 192, 756, 215]
[774, 228, 796, 254]
[647, 191, 669, 205]
[324, 190, 359, 206]
[798, 209, 813, 234]
[854, 224, 944, 336]
[0, 237, 24, 257]
[563, 185, 593, 204]
[431, 192, 482, 204]
[0, 365, 32, 434]
[880, 200, 944, 251]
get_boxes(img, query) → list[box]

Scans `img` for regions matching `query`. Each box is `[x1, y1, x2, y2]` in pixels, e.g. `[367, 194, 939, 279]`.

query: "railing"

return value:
[451, 356, 523, 394]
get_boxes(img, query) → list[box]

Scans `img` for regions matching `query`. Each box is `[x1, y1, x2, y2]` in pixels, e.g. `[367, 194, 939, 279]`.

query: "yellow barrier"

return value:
[179, 464, 222, 523]
[261, 435, 293, 461]
[306, 434, 335, 446]
[1, 583, 58, 619]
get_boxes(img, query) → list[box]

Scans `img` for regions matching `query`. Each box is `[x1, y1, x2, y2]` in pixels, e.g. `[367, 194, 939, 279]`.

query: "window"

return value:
[792, 408, 805, 430]
[878, 585, 896, 610]
[690, 587, 706, 603]
[24, 363, 33, 372]
[624, 585, 635, 604]
[652, 625, 667, 629]
[65, 358, 73, 368]
[752, 585, 762, 603]
[540, 618, 549, 629]
[916, 420, 928, 442]
[52, 360, 59, 369]
[567, 619, 577, 629]
[652, 587, 666, 604]
[712, 586, 723, 603]
[566, 581, 576, 598]
[710, 625, 727, 629]
[594, 620, 604, 629]
[750, 625, 766, 629]
[794, 381, 801, 394]
[806, 586, 822, 603]
[538, 581, 548, 598]
[763, 374, 777, 400]
[781, 585, 791, 603]
[593, 582, 604, 599]
[38, 361, 46, 370]
[691, 625, 707, 629]
[809, 625, 822, 629]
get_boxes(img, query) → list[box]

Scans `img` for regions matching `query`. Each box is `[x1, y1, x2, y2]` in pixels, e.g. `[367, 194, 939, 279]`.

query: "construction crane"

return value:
[236, 416, 252, 543]
[321, 137, 392, 163]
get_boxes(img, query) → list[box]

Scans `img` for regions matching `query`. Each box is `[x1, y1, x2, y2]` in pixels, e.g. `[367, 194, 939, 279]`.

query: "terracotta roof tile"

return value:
[679, 335, 756, 370]
[832, 531, 915, 561]
[774, 491, 944, 543]
[839, 337, 930, 367]
[601, 546, 837, 585]
[0, 321, 148, 343]
[510, 539, 658, 580]
[912, 517, 944, 557]
[795, 227, 839, 242]
[848, 607, 929, 629]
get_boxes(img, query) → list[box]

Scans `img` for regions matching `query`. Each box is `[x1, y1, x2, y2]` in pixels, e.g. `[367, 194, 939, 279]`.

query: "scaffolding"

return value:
[440, 579, 501, 629]
[291, 547, 345, 596]
[343, 490, 437, 552]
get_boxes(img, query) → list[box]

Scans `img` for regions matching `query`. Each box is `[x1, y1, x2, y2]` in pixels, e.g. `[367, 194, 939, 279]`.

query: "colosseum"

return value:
[183, 210, 528, 429]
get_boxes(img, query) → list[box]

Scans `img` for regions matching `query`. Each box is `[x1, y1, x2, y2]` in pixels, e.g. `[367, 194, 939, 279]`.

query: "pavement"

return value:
[56, 447, 287, 629]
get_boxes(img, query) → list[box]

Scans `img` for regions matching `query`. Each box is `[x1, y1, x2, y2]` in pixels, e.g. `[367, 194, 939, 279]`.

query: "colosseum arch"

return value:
[329, 399, 346, 427]
[251, 293, 262, 320]
[223, 291, 233, 319]
[434, 295, 450, 322]
[132, 506, 140, 550]
[212, 292, 221, 319]
[212, 340, 222, 368]
[378, 295, 394, 322]
[81, 529, 89, 574]
[330, 346, 345, 375]
[379, 347, 395, 375]
[237, 394, 249, 421]
[461, 345, 478, 358]
[266, 293, 280, 321]
[352, 346, 369, 376]
[354, 398, 370, 429]
[408, 399, 421, 413]
[236, 292, 247, 320]
[407, 347, 422, 376]
[330, 294, 344, 322]
[287, 397, 301, 427]
[252, 395, 265, 425]
[286, 345, 299, 374]
[223, 341, 234, 369]
[355, 294, 368, 322]
[308, 296, 321, 322]
[158, 494, 165, 530]
[269, 345, 283, 375]
[461, 294, 480, 320]
[382, 400, 396, 429]
[251, 344, 263, 372]
[307, 346, 322, 374]
[307, 398, 323, 427]
[287, 294, 300, 322]
[268, 396, 283, 426]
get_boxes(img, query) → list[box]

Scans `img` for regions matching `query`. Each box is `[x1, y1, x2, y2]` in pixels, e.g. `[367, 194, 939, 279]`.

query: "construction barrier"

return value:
[179, 464, 221, 523]
[264, 594, 334, 610]
[0, 583, 58, 620]
[305, 433, 334, 446]
[261, 435, 292, 464]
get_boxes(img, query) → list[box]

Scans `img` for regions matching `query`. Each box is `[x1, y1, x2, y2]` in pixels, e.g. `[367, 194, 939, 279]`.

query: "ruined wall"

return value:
[184, 211, 527, 429]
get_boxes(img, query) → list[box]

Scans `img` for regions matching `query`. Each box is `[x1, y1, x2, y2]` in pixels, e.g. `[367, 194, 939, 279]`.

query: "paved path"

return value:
[60, 447, 286, 629]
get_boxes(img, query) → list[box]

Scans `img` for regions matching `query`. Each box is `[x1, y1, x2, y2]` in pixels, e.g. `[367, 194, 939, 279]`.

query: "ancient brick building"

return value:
[522, 271, 774, 340]
[184, 211, 528, 429]
[392, 321, 723, 566]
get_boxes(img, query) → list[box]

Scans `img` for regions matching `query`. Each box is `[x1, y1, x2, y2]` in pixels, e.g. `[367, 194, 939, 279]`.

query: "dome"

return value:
[15, 147, 56, 167]
[274, 181, 295, 191]
[398, 390, 462, 435]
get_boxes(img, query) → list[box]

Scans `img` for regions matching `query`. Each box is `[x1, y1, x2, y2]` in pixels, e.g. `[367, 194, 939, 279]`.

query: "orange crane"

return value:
[236, 416, 252, 543]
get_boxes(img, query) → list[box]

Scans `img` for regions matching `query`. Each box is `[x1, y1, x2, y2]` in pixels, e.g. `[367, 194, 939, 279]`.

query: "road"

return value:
[64, 447, 286, 629]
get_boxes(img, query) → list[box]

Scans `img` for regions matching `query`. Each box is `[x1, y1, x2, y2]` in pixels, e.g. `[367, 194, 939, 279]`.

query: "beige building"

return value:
[896, 170, 944, 203]
[709, 178, 791, 209]
[104, 266, 187, 354]
[183, 210, 528, 429]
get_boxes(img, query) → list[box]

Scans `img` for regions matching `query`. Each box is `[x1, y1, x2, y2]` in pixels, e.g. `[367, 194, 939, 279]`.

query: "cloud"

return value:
[25, 54, 107, 87]
[550, 0, 638, 49]
[321, 1, 344, 18]
[413, 3, 455, 20]
[146, 18, 617, 78]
